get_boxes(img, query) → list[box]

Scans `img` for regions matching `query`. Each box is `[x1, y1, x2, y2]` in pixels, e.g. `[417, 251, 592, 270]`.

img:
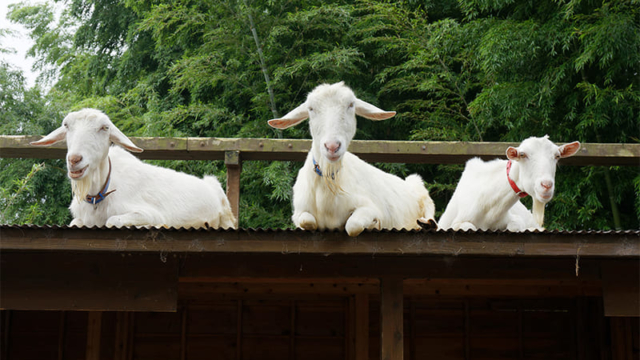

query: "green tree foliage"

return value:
[0, 61, 73, 225]
[2, 0, 638, 229]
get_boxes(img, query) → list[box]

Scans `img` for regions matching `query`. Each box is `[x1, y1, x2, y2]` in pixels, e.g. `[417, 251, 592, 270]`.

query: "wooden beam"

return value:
[2, 135, 639, 166]
[86, 312, 102, 360]
[177, 278, 600, 298]
[0, 252, 179, 311]
[1, 226, 637, 259]
[380, 277, 403, 360]
[179, 254, 605, 280]
[225, 150, 242, 228]
[354, 294, 369, 360]
[602, 260, 640, 317]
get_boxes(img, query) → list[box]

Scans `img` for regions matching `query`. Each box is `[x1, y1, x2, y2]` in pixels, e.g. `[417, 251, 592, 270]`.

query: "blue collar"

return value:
[312, 157, 338, 180]
[312, 157, 323, 177]
[85, 157, 116, 205]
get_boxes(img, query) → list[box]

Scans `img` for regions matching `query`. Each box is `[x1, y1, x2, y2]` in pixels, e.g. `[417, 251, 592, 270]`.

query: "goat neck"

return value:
[73, 154, 112, 203]
[482, 160, 525, 217]
[310, 143, 343, 193]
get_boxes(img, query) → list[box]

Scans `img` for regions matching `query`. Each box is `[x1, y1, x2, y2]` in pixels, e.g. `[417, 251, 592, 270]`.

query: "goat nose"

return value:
[324, 141, 341, 154]
[541, 180, 553, 190]
[68, 154, 83, 165]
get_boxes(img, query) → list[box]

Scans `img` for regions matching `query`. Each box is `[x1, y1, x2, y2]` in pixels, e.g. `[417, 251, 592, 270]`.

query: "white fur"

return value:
[31, 108, 235, 229]
[438, 136, 580, 231]
[268, 82, 436, 236]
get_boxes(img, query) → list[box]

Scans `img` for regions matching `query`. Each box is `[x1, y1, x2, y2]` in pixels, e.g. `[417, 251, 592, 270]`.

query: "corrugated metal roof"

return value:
[1, 224, 638, 258]
[1, 223, 638, 235]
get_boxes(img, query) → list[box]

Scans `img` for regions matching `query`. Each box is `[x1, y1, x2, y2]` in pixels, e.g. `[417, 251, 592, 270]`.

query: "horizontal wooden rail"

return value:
[1, 135, 639, 166]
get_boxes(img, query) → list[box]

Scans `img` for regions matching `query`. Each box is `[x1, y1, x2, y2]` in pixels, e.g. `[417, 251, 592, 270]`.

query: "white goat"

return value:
[31, 108, 235, 229]
[268, 82, 436, 237]
[438, 135, 580, 231]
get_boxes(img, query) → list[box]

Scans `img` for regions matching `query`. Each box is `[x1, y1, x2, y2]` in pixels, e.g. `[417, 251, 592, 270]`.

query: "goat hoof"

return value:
[298, 213, 318, 231]
[345, 223, 365, 237]
[417, 217, 437, 230]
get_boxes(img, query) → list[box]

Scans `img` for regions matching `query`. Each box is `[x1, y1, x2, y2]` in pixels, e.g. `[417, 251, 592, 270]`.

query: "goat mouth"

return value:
[538, 193, 553, 201]
[68, 166, 88, 179]
[326, 154, 341, 162]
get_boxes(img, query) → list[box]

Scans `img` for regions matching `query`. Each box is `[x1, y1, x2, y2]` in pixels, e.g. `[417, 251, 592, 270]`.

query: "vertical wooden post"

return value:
[237, 300, 243, 360]
[58, 311, 66, 360]
[355, 294, 369, 360]
[380, 277, 403, 360]
[86, 312, 102, 360]
[290, 300, 297, 360]
[610, 317, 634, 360]
[2, 311, 12, 360]
[225, 150, 242, 228]
[114, 312, 132, 360]
[180, 308, 188, 360]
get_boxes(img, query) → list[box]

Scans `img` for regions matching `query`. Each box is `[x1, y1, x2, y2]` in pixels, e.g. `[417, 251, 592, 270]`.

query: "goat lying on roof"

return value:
[31, 108, 236, 229]
[268, 82, 436, 237]
[438, 135, 580, 231]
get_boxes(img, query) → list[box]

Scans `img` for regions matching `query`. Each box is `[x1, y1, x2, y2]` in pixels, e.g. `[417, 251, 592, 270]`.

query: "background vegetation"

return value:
[1, 0, 638, 229]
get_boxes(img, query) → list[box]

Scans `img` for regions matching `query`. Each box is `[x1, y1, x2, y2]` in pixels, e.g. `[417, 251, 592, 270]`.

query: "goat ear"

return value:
[506, 147, 520, 161]
[268, 103, 309, 129]
[559, 141, 580, 158]
[30, 126, 67, 146]
[354, 99, 396, 120]
[109, 126, 144, 153]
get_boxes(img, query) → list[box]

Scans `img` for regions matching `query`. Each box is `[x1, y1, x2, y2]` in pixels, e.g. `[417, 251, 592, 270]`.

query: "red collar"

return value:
[506, 160, 528, 198]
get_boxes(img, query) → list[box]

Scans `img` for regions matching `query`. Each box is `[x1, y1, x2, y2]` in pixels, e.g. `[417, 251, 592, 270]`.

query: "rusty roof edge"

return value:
[1, 224, 638, 259]
[0, 224, 639, 235]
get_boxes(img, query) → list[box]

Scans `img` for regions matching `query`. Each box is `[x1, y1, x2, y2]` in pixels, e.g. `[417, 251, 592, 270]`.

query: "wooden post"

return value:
[602, 261, 640, 317]
[380, 277, 403, 360]
[225, 150, 242, 228]
[86, 312, 102, 360]
[114, 312, 132, 360]
[610, 317, 634, 360]
[355, 294, 369, 360]
[58, 311, 66, 360]
[2, 311, 11, 360]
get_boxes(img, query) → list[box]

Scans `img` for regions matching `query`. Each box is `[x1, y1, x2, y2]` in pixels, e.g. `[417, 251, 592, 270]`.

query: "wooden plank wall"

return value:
[2, 296, 637, 360]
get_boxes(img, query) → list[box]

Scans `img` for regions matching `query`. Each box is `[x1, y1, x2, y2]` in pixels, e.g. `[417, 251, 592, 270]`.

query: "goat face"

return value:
[31, 109, 143, 181]
[506, 136, 580, 204]
[268, 82, 396, 164]
[307, 83, 358, 163]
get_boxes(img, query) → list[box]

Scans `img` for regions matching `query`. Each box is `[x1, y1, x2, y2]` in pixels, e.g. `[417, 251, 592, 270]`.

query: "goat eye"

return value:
[348, 102, 354, 108]
[100, 125, 109, 131]
[63, 123, 68, 128]
[309, 107, 314, 112]
[519, 152, 527, 159]
[554, 153, 561, 160]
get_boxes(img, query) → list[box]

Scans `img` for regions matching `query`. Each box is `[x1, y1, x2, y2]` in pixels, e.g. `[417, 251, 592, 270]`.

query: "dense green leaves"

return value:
[2, 0, 638, 229]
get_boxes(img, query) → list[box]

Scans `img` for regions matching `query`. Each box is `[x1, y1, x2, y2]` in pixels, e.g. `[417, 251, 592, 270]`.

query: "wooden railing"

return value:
[2, 135, 639, 226]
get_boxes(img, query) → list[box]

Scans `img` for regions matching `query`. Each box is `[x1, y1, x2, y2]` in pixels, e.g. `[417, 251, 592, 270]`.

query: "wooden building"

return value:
[1, 136, 639, 360]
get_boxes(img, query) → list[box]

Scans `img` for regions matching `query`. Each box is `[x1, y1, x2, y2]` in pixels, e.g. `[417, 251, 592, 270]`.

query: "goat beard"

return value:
[321, 161, 344, 195]
[71, 176, 92, 204]
[532, 198, 545, 227]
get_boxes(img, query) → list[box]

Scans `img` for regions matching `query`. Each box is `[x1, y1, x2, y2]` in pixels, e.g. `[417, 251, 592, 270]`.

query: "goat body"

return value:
[438, 136, 580, 231]
[31, 108, 235, 229]
[269, 82, 435, 236]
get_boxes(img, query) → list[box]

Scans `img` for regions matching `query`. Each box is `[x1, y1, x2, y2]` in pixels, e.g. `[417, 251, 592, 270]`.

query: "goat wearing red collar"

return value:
[438, 135, 580, 232]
